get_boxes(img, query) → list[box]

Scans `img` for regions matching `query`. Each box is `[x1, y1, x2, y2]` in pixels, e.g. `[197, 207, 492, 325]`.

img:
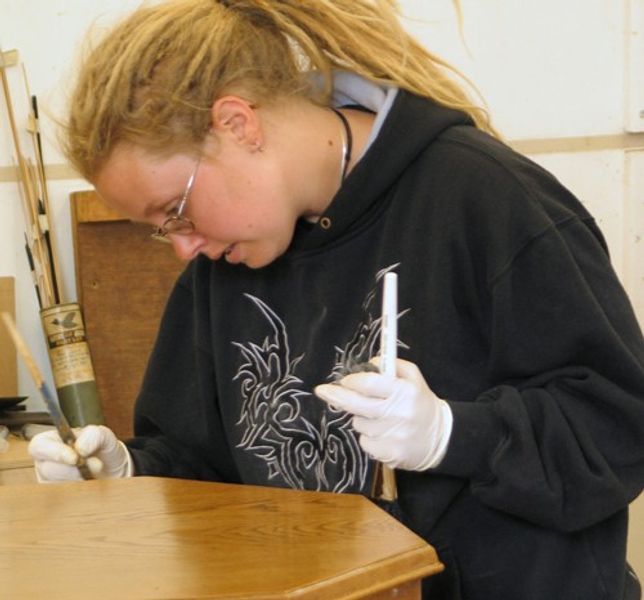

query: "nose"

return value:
[170, 233, 205, 261]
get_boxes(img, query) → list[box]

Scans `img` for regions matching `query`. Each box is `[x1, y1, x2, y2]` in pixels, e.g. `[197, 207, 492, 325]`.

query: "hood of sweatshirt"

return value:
[292, 88, 473, 253]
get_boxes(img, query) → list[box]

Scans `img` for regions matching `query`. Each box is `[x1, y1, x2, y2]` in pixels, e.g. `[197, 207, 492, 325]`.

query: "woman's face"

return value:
[94, 136, 303, 269]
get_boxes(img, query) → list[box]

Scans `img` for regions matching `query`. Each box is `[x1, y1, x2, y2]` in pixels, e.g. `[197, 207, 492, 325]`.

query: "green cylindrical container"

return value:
[40, 302, 104, 427]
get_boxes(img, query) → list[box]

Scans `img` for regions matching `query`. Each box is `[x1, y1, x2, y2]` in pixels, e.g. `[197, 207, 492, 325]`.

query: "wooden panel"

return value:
[71, 189, 127, 223]
[0, 277, 16, 396]
[0, 438, 35, 485]
[629, 493, 644, 586]
[0, 477, 443, 598]
[71, 191, 185, 439]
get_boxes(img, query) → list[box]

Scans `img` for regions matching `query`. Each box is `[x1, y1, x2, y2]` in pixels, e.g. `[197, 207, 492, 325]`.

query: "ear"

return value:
[210, 96, 262, 150]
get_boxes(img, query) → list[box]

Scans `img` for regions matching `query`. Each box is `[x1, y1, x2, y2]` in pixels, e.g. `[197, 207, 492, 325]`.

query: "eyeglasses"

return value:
[151, 159, 200, 243]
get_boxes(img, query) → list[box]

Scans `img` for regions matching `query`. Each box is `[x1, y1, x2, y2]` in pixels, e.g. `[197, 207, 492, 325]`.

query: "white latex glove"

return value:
[28, 425, 134, 483]
[315, 358, 453, 471]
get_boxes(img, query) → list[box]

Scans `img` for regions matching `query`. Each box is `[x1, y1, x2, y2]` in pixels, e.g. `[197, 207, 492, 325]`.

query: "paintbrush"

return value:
[0, 312, 93, 479]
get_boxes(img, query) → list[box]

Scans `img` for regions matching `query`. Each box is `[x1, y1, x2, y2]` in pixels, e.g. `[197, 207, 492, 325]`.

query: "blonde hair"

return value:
[64, 0, 497, 180]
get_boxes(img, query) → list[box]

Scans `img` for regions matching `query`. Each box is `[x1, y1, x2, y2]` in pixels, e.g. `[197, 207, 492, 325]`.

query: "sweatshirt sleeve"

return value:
[434, 211, 644, 532]
[125, 262, 240, 483]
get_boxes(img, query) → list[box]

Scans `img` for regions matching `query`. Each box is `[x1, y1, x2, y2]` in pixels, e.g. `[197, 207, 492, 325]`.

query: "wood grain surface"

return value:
[0, 477, 443, 599]
[0, 276, 17, 396]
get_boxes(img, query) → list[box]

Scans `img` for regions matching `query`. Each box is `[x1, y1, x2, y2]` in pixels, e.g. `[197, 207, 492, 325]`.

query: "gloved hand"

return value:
[315, 358, 453, 471]
[28, 425, 134, 483]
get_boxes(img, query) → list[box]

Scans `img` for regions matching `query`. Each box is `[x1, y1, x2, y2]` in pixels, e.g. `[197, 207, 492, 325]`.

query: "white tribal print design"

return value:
[232, 266, 407, 493]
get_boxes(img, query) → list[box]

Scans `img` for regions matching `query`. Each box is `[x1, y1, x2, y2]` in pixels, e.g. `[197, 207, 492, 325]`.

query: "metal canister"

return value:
[40, 302, 104, 427]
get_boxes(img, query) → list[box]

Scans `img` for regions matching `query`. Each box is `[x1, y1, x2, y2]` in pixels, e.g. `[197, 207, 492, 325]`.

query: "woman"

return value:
[30, 1, 644, 598]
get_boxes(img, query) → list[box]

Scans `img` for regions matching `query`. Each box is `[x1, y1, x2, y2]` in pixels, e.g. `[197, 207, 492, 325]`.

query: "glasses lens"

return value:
[150, 216, 195, 243]
[164, 217, 195, 234]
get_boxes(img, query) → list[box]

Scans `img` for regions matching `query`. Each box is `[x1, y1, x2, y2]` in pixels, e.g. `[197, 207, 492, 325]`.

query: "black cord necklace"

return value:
[330, 107, 353, 183]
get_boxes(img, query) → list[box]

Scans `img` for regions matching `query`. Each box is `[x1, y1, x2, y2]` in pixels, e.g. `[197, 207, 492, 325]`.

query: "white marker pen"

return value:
[373, 271, 398, 502]
[380, 272, 398, 378]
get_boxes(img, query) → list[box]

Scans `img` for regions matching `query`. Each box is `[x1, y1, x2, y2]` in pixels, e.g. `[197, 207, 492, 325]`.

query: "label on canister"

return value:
[40, 303, 96, 388]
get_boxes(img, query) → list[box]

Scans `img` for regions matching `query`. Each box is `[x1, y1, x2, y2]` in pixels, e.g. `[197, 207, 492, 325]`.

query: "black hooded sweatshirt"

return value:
[126, 89, 644, 599]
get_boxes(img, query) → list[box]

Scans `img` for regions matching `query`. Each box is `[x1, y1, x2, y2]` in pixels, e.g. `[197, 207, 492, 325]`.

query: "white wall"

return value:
[1, 1, 143, 407]
[1, 0, 643, 576]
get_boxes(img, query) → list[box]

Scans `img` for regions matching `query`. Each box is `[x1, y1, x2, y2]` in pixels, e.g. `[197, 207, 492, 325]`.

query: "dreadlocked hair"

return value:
[63, 0, 498, 181]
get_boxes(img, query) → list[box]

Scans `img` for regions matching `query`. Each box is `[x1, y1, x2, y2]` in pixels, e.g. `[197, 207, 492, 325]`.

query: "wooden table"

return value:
[0, 477, 443, 599]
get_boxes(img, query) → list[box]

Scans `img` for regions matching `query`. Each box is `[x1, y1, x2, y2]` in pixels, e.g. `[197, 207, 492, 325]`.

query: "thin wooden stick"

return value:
[0, 312, 44, 388]
[24, 233, 43, 309]
[0, 49, 25, 157]
[1, 49, 57, 307]
[23, 67, 62, 303]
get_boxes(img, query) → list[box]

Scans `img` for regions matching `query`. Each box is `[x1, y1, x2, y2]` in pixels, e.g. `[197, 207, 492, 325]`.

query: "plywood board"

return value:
[629, 493, 644, 584]
[0, 277, 17, 396]
[71, 191, 184, 438]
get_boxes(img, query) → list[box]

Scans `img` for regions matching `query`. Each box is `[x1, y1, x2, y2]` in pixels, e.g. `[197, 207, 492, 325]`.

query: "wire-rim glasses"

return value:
[151, 159, 200, 243]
